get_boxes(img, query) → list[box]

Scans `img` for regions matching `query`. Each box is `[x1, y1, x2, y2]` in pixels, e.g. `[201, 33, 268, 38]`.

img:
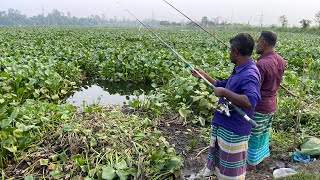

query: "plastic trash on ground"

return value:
[298, 136, 320, 156]
[293, 151, 316, 163]
[275, 161, 299, 170]
[273, 168, 297, 179]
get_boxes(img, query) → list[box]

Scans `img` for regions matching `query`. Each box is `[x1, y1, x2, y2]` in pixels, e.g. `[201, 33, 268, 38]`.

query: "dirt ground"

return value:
[156, 114, 320, 180]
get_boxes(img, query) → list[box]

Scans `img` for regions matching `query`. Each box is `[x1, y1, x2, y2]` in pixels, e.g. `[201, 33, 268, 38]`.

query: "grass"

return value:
[280, 170, 320, 180]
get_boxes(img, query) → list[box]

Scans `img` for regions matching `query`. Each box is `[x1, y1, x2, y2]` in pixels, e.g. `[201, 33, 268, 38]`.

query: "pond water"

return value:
[66, 79, 152, 106]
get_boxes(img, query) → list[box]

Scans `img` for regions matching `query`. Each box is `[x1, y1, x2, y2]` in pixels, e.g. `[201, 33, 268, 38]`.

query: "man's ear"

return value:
[262, 39, 268, 47]
[234, 49, 240, 56]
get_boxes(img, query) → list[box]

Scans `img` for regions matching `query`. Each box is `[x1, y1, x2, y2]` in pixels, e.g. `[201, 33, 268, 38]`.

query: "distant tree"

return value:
[0, 8, 160, 27]
[278, 15, 288, 27]
[171, 22, 180, 26]
[201, 16, 209, 27]
[186, 21, 197, 27]
[7, 8, 28, 26]
[299, 19, 311, 28]
[315, 11, 320, 28]
[160, 20, 171, 26]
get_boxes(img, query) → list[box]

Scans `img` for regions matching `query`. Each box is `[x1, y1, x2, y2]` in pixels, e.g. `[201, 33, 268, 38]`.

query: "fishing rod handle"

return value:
[224, 99, 258, 127]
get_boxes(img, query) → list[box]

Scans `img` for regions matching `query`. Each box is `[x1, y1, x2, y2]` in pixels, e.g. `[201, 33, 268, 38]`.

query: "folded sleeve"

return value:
[216, 78, 229, 88]
[241, 75, 261, 108]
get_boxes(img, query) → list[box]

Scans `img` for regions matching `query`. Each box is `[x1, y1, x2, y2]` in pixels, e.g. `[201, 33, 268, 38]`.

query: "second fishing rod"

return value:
[121, 8, 258, 127]
[162, 0, 297, 98]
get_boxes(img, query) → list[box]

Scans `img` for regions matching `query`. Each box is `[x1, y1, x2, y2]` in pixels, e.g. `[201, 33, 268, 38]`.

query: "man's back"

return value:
[255, 51, 286, 113]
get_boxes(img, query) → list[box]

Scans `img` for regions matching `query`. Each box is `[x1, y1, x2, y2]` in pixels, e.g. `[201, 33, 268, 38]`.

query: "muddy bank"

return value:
[156, 113, 320, 180]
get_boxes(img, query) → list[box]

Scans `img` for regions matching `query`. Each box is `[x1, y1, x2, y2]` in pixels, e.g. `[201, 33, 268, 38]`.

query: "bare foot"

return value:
[247, 164, 257, 172]
[256, 158, 270, 171]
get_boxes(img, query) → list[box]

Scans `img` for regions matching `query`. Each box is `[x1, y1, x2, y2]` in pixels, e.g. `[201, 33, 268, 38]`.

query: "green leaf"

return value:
[13, 129, 24, 138]
[59, 152, 67, 162]
[1, 118, 12, 128]
[90, 138, 97, 147]
[188, 139, 197, 148]
[16, 122, 35, 131]
[52, 94, 59, 100]
[116, 159, 128, 170]
[61, 114, 68, 120]
[177, 88, 184, 94]
[0, 105, 7, 116]
[201, 91, 210, 96]
[40, 159, 49, 166]
[178, 108, 191, 118]
[0, 99, 5, 104]
[61, 89, 67, 94]
[102, 166, 116, 180]
[88, 169, 96, 177]
[49, 170, 63, 179]
[10, 108, 19, 120]
[9, 102, 20, 106]
[63, 124, 73, 132]
[150, 150, 165, 161]
[5, 146, 17, 153]
[50, 154, 59, 162]
[116, 170, 129, 180]
[24, 175, 34, 180]
[166, 156, 183, 170]
[29, 78, 37, 85]
[72, 155, 84, 165]
[129, 100, 139, 108]
[17, 87, 25, 95]
[186, 86, 193, 91]
[134, 132, 145, 141]
[199, 117, 206, 127]
[80, 165, 89, 173]
[192, 96, 203, 102]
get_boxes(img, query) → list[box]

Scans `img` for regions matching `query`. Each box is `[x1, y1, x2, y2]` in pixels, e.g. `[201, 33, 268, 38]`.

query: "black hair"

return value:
[260, 30, 277, 47]
[229, 33, 254, 56]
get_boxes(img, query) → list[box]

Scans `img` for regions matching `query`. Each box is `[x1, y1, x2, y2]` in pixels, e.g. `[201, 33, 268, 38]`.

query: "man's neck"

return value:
[261, 47, 274, 55]
[236, 56, 251, 66]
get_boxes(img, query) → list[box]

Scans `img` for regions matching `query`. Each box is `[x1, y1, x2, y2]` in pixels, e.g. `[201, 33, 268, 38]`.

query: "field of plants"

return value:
[0, 27, 319, 179]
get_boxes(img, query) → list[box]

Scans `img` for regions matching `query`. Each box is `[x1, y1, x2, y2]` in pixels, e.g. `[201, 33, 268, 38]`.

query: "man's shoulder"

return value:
[244, 63, 261, 80]
[257, 53, 284, 67]
[275, 53, 286, 63]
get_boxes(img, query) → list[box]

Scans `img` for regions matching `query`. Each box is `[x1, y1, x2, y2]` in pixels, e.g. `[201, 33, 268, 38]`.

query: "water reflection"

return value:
[67, 79, 152, 106]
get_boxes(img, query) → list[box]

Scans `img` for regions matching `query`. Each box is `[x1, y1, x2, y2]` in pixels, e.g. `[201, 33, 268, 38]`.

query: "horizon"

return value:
[1, 0, 320, 27]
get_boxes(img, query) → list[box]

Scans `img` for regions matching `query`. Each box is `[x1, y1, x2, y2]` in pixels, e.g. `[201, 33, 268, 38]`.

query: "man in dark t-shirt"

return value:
[247, 30, 286, 170]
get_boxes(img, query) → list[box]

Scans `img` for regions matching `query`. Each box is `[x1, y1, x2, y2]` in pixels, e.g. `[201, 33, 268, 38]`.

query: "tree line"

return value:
[0, 9, 146, 27]
[278, 12, 320, 28]
[1, 8, 320, 28]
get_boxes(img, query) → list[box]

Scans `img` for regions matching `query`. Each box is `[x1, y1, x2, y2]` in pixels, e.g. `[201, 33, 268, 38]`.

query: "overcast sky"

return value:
[1, 0, 319, 26]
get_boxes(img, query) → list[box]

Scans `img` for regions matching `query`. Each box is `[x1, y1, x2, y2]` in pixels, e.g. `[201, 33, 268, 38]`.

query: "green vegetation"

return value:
[280, 170, 320, 180]
[0, 27, 319, 178]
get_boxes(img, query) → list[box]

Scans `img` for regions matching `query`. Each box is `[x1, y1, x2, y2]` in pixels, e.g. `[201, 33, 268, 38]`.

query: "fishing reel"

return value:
[216, 98, 232, 117]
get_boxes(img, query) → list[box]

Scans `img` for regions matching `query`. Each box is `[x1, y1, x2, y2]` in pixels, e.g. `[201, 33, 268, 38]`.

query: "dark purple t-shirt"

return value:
[212, 59, 261, 136]
[255, 51, 286, 113]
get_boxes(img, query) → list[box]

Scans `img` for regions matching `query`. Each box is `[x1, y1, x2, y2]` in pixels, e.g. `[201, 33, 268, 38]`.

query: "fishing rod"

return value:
[162, 0, 230, 49]
[162, 0, 297, 98]
[117, 5, 258, 127]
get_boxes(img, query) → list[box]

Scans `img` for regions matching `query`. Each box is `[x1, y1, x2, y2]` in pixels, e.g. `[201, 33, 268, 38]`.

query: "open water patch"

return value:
[67, 79, 152, 106]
